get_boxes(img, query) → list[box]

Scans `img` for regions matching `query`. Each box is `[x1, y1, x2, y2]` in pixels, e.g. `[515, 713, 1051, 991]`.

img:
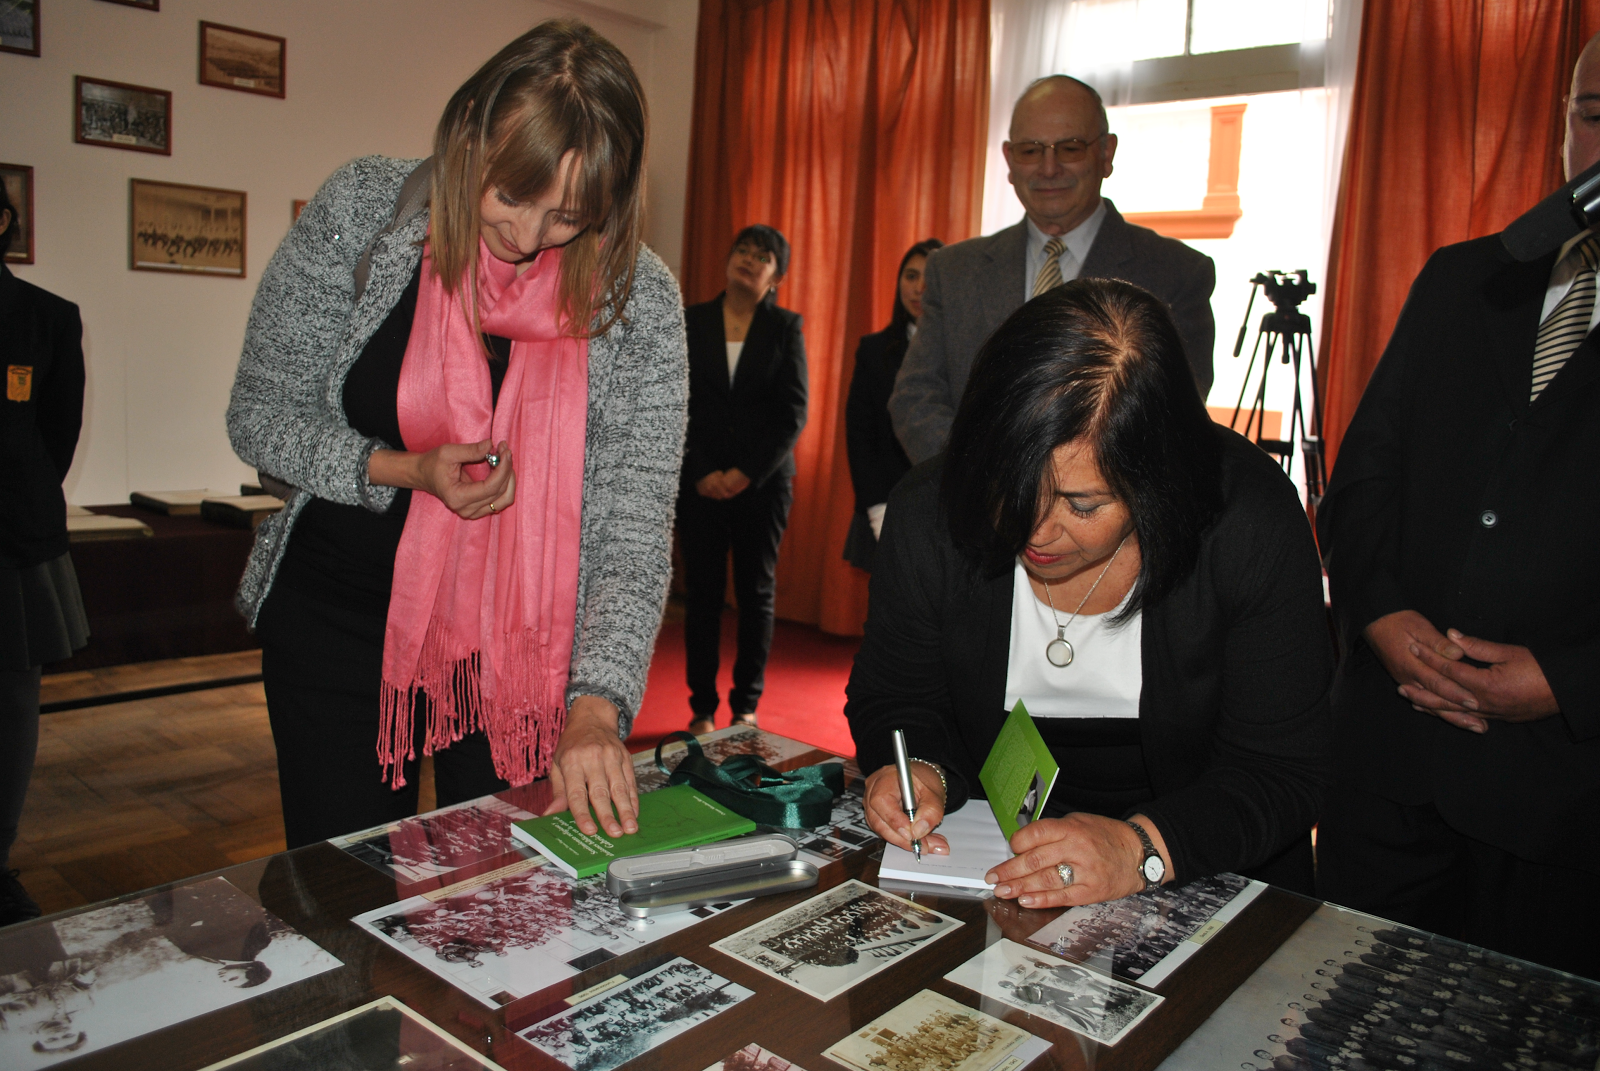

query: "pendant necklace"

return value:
[1040, 533, 1131, 668]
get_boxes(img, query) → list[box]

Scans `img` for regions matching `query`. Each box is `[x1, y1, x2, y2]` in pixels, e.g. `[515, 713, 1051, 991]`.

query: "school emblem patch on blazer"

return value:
[6, 364, 31, 402]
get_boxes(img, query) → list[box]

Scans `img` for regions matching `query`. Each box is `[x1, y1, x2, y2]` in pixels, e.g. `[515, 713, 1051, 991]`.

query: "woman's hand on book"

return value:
[545, 695, 639, 838]
[369, 439, 516, 520]
[863, 763, 949, 855]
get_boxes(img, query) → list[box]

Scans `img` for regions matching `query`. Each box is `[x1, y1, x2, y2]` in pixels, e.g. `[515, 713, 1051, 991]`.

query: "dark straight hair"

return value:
[0, 180, 15, 252]
[889, 237, 943, 331]
[941, 278, 1222, 618]
[730, 224, 790, 306]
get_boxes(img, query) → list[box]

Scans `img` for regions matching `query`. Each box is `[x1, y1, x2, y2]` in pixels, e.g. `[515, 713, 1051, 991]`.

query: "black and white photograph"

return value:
[944, 940, 1162, 1047]
[823, 989, 1049, 1071]
[200, 995, 505, 1071]
[636, 725, 829, 793]
[199, 21, 285, 98]
[130, 178, 245, 276]
[0, 877, 340, 1069]
[1160, 903, 1600, 1071]
[0, 0, 38, 56]
[353, 858, 742, 1008]
[701, 1042, 808, 1071]
[710, 879, 962, 1002]
[1026, 873, 1265, 986]
[0, 162, 33, 263]
[75, 76, 171, 154]
[518, 957, 753, 1071]
[329, 795, 540, 886]
[793, 781, 876, 864]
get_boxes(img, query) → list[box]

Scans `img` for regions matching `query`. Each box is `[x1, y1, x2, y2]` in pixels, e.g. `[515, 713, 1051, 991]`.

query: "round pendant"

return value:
[1045, 637, 1075, 668]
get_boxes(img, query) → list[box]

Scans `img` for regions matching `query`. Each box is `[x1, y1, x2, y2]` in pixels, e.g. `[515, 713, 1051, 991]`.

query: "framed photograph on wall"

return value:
[75, 77, 171, 155]
[1, 163, 34, 264]
[130, 179, 246, 277]
[292, 199, 307, 221]
[97, 0, 158, 9]
[0, 0, 40, 57]
[198, 22, 284, 98]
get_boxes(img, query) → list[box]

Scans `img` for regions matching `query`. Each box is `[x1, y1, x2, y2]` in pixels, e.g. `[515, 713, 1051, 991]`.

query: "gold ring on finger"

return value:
[489, 502, 497, 513]
[1056, 863, 1075, 888]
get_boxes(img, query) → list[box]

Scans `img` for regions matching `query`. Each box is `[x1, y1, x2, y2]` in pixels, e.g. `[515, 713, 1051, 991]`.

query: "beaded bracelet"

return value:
[907, 758, 948, 805]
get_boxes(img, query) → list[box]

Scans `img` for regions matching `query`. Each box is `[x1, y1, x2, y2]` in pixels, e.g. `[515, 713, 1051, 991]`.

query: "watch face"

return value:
[1142, 855, 1165, 883]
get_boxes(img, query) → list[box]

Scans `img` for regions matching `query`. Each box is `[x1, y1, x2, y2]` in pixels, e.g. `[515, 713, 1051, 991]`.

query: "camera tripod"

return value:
[1228, 269, 1328, 512]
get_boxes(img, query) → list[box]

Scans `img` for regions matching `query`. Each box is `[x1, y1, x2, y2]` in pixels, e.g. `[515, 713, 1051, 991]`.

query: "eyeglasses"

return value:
[1008, 137, 1105, 164]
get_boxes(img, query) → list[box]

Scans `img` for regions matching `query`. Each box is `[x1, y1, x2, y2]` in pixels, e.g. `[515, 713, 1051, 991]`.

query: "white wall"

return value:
[0, 0, 699, 506]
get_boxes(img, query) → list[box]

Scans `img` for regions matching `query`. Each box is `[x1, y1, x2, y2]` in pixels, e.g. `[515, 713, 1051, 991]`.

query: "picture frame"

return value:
[0, 0, 39, 57]
[1, 163, 34, 265]
[75, 76, 171, 155]
[291, 199, 307, 221]
[96, 0, 158, 8]
[198, 21, 284, 98]
[130, 178, 246, 277]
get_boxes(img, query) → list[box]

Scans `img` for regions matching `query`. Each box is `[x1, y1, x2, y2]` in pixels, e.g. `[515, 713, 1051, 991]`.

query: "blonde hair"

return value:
[430, 19, 646, 337]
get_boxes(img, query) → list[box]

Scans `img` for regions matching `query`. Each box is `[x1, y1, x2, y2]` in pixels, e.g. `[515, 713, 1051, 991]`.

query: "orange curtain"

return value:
[681, 0, 990, 636]
[1319, 0, 1600, 463]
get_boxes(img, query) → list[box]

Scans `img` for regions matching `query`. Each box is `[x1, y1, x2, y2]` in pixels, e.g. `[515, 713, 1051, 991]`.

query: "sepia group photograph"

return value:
[129, 178, 245, 276]
[198, 21, 285, 97]
[75, 76, 172, 154]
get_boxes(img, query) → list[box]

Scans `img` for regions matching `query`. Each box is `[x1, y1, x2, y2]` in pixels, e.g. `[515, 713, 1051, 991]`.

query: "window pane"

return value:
[1190, 0, 1328, 55]
[1058, 0, 1187, 68]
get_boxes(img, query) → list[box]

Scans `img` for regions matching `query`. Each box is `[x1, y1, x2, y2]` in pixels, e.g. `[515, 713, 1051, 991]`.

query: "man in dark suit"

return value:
[889, 75, 1216, 463]
[1315, 35, 1600, 978]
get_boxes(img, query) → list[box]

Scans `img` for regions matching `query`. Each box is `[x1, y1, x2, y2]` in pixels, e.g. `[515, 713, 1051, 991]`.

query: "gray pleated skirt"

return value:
[0, 552, 90, 671]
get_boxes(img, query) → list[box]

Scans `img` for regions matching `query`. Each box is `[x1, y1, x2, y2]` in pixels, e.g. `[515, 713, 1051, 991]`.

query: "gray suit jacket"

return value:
[889, 200, 1216, 462]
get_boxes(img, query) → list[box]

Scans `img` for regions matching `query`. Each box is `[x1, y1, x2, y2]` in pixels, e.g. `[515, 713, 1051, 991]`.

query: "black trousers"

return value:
[256, 582, 509, 849]
[1318, 782, 1600, 979]
[676, 475, 794, 720]
[0, 666, 41, 869]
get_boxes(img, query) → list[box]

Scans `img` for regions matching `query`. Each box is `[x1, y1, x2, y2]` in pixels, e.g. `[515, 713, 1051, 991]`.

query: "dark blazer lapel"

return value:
[977, 563, 1015, 721]
[1483, 252, 1557, 416]
[1080, 199, 1133, 278]
[733, 303, 777, 398]
[981, 223, 1028, 328]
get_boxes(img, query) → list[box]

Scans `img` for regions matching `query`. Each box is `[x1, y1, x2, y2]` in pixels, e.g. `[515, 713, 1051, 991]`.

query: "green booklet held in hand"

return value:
[510, 784, 757, 878]
[978, 700, 1060, 843]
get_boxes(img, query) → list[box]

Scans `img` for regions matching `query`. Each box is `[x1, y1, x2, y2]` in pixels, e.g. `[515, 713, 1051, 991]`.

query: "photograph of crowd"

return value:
[518, 957, 753, 1071]
[823, 989, 1047, 1071]
[74, 77, 171, 154]
[0, 163, 31, 263]
[0, 877, 339, 1069]
[353, 858, 742, 1008]
[945, 940, 1162, 1047]
[1026, 872, 1265, 986]
[0, 0, 37, 56]
[200, 995, 504, 1071]
[329, 796, 540, 886]
[794, 782, 876, 864]
[711, 879, 962, 1002]
[130, 179, 245, 276]
[199, 22, 285, 97]
[700, 1043, 807, 1071]
[1163, 902, 1600, 1071]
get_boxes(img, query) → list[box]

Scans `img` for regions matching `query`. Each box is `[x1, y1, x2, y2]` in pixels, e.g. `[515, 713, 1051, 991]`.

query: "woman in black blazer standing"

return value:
[680, 226, 808, 735]
[847, 279, 1332, 907]
[843, 238, 941, 571]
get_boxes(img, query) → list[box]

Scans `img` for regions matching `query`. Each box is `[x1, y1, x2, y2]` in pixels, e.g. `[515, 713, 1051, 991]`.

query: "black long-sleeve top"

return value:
[681, 295, 808, 490]
[845, 428, 1334, 884]
[0, 264, 85, 569]
[846, 323, 913, 512]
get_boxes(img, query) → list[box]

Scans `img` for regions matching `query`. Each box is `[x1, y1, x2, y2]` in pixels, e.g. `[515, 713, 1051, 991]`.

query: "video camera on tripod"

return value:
[1228, 269, 1327, 512]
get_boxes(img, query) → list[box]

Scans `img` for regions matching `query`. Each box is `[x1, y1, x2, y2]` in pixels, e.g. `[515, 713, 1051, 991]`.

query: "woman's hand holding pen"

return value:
[863, 763, 950, 855]
[369, 439, 516, 519]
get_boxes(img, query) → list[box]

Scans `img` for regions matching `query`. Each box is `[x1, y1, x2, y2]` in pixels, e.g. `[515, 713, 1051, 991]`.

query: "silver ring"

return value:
[485, 452, 500, 468]
[1056, 863, 1074, 888]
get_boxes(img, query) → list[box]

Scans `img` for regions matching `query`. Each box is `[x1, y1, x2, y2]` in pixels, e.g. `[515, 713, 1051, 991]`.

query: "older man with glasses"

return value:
[890, 75, 1216, 464]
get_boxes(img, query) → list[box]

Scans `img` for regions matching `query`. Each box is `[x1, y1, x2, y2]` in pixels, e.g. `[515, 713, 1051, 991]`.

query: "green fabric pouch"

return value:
[653, 731, 842, 828]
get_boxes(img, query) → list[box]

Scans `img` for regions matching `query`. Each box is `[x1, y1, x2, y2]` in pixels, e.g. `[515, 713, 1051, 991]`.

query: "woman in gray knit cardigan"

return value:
[225, 21, 688, 849]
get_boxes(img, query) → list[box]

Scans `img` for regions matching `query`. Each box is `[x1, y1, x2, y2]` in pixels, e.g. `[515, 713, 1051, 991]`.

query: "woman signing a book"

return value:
[847, 280, 1332, 906]
[226, 21, 686, 848]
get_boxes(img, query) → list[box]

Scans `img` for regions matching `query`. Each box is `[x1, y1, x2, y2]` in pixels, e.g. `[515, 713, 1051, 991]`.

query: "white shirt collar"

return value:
[1026, 200, 1108, 268]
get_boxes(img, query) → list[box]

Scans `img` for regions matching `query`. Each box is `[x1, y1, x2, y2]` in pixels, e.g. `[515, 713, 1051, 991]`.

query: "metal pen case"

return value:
[605, 834, 819, 917]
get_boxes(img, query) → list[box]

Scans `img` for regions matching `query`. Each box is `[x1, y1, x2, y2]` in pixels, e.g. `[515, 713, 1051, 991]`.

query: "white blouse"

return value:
[726, 340, 745, 383]
[1003, 560, 1143, 718]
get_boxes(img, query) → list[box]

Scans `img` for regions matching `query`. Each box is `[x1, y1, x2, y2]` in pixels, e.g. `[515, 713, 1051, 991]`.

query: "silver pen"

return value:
[891, 729, 922, 862]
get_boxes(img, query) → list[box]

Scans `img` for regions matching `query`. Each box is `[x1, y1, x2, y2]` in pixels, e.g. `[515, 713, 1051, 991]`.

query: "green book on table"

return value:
[510, 784, 757, 878]
[978, 700, 1060, 843]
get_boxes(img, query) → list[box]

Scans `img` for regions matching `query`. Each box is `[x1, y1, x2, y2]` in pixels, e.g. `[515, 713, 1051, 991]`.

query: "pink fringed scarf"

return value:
[379, 240, 588, 788]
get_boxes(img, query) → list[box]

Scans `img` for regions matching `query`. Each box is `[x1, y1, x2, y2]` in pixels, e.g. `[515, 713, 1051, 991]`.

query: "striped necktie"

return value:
[1531, 235, 1600, 401]
[1032, 237, 1067, 298]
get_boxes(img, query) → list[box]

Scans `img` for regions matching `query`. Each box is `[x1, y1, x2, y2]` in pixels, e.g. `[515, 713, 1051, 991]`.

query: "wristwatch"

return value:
[1126, 820, 1165, 892]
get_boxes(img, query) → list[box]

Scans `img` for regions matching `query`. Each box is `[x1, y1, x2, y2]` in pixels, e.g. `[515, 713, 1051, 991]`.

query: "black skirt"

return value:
[0, 552, 90, 671]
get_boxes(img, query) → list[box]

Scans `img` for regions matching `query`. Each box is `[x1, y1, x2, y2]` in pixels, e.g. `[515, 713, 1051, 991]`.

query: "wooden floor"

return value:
[17, 651, 437, 917]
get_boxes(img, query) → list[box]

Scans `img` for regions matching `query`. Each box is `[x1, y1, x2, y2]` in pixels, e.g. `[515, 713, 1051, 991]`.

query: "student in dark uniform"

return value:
[0, 182, 89, 926]
[679, 226, 808, 734]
